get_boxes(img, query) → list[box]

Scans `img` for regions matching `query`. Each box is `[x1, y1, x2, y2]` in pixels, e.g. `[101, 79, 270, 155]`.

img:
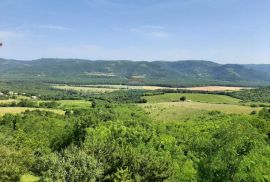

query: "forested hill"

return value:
[0, 58, 270, 86]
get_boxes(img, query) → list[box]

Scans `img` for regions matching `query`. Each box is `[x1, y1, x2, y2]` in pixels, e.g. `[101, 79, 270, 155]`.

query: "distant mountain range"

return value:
[0, 58, 270, 86]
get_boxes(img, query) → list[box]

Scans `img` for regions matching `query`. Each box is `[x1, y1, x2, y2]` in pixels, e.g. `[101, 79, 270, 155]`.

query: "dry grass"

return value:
[83, 84, 175, 90]
[53, 84, 251, 93]
[53, 84, 177, 92]
[52, 85, 117, 93]
[0, 107, 64, 116]
[183, 86, 250, 92]
[0, 99, 17, 104]
[84, 72, 116, 77]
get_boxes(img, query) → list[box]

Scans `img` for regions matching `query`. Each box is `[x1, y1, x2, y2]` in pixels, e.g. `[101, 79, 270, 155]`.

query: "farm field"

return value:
[0, 107, 64, 116]
[52, 84, 118, 93]
[53, 84, 252, 94]
[183, 86, 250, 91]
[52, 85, 118, 93]
[143, 93, 241, 104]
[83, 85, 250, 91]
[53, 84, 178, 92]
[83, 84, 177, 90]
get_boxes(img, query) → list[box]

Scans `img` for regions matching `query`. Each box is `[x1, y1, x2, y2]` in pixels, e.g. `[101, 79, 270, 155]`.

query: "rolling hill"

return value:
[0, 58, 270, 86]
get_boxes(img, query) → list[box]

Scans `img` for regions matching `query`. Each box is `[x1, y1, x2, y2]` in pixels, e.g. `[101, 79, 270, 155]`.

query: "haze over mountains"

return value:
[0, 58, 269, 86]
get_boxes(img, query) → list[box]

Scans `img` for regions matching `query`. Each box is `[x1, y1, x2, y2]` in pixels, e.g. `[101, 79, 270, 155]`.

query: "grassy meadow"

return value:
[141, 93, 261, 121]
[141, 102, 261, 121]
[143, 93, 241, 104]
[56, 100, 91, 110]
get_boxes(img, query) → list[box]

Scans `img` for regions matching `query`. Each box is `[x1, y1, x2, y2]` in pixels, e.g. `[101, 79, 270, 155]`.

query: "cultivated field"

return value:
[53, 84, 177, 92]
[52, 85, 118, 93]
[82, 85, 175, 90]
[53, 84, 250, 94]
[184, 86, 250, 91]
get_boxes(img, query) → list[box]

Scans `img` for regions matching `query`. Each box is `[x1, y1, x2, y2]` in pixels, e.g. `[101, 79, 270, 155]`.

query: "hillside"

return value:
[0, 58, 270, 86]
[245, 64, 270, 75]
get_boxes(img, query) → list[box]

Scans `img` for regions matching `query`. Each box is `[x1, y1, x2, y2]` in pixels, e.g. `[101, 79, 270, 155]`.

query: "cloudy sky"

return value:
[0, 0, 270, 63]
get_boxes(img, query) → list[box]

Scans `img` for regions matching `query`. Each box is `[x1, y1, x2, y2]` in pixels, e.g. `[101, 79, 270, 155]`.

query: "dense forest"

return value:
[1, 101, 270, 181]
[229, 87, 270, 102]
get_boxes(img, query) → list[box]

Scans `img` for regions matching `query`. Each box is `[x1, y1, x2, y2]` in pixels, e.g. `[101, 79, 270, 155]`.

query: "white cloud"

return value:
[36, 24, 72, 31]
[130, 25, 170, 39]
[15, 24, 72, 32]
[141, 25, 165, 29]
[0, 30, 22, 39]
[150, 31, 169, 38]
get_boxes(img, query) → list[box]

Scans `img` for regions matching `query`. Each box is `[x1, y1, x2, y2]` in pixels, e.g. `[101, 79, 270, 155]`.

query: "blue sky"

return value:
[0, 0, 270, 63]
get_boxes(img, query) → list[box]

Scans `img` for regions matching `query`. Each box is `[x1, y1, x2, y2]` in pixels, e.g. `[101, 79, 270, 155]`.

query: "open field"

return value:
[53, 84, 177, 92]
[183, 86, 250, 91]
[53, 84, 250, 94]
[56, 100, 90, 110]
[83, 84, 176, 90]
[141, 102, 261, 122]
[52, 85, 118, 93]
[141, 92, 259, 121]
[144, 93, 241, 104]
[0, 99, 18, 104]
[83, 72, 116, 77]
[0, 107, 64, 116]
